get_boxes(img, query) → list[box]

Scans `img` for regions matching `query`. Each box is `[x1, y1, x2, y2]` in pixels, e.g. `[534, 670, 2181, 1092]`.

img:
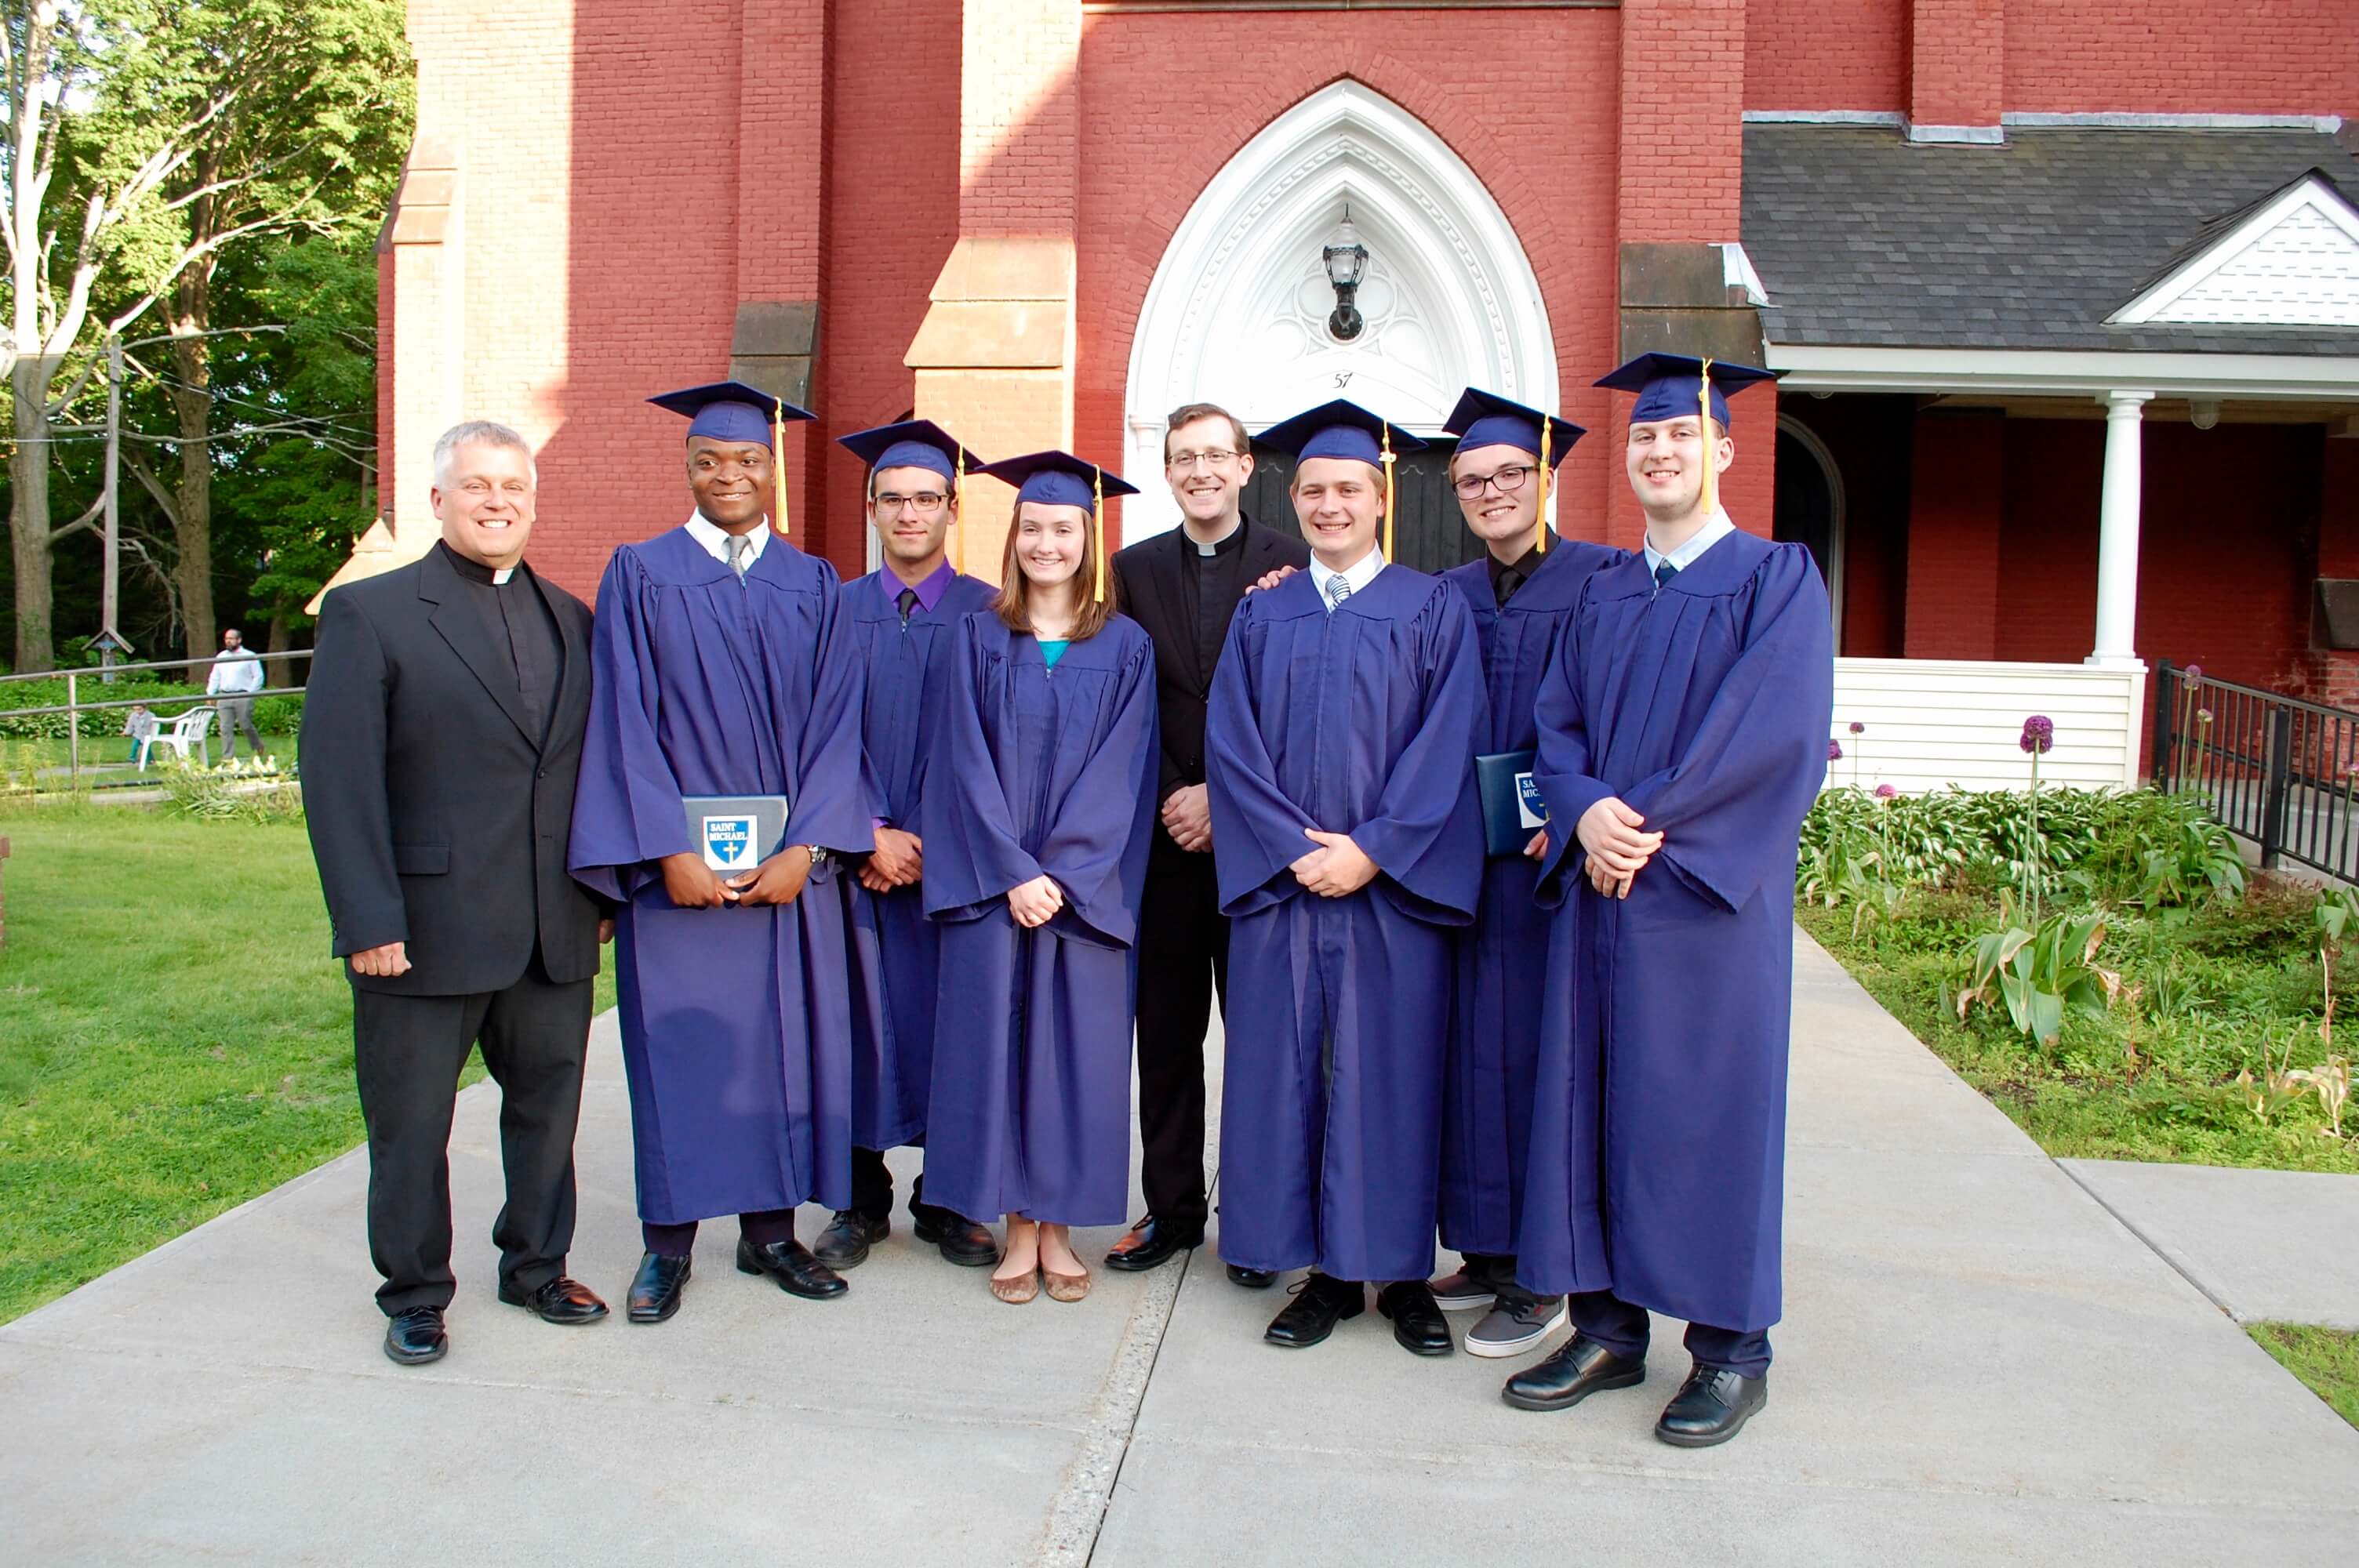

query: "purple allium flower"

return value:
[1848, 720, 1865, 735]
[2019, 715, 2055, 755]
[2183, 663, 2203, 685]
[1828, 739, 1844, 761]
[1874, 782, 1898, 800]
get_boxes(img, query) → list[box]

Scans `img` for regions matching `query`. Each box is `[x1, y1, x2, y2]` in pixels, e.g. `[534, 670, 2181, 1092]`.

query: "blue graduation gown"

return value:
[1437, 539, 1624, 1261]
[838, 568, 1001, 1150]
[568, 526, 873, 1225]
[1516, 531, 1834, 1331]
[921, 612, 1158, 1227]
[1205, 565, 1487, 1283]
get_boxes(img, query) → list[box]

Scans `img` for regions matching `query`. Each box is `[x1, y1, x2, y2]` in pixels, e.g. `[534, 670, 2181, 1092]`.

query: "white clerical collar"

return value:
[685, 513, 771, 565]
[1307, 544, 1386, 609]
[493, 567, 514, 585]
[1644, 510, 1736, 578]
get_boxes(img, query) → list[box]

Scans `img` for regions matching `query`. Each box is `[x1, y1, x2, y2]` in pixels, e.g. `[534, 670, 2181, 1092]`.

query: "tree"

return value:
[0, 0, 409, 671]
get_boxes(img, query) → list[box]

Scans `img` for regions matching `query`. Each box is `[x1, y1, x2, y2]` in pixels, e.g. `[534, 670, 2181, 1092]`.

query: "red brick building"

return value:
[352, 0, 2359, 789]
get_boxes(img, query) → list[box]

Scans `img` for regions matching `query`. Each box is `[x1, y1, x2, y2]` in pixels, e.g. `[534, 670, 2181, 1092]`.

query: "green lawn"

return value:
[2248, 1323, 2359, 1430]
[0, 803, 614, 1324]
[1801, 887, 2359, 1174]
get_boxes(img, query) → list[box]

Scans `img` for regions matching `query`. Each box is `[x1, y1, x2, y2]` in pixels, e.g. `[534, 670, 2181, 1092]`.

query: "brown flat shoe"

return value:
[1043, 1267, 1092, 1303]
[990, 1267, 1040, 1305]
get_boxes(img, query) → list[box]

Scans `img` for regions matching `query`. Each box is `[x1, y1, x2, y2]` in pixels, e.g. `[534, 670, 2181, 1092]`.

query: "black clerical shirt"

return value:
[1176, 518, 1249, 688]
[438, 540, 562, 744]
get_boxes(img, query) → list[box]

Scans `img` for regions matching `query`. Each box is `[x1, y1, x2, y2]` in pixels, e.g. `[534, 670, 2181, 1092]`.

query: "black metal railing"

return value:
[2153, 661, 2359, 877]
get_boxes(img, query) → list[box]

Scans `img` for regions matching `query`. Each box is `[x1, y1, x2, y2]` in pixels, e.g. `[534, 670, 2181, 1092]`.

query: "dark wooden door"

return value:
[1241, 437, 1481, 577]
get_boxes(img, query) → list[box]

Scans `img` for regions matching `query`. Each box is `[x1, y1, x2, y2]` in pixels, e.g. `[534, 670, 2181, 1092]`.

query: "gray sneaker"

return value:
[1466, 1294, 1568, 1358]
[1428, 1269, 1496, 1312]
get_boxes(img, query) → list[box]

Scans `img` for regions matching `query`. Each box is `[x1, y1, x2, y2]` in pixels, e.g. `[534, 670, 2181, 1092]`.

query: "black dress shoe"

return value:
[1263, 1273, 1365, 1348]
[1375, 1280, 1454, 1356]
[1655, 1364, 1767, 1448]
[383, 1305, 447, 1366]
[627, 1251, 692, 1323]
[1227, 1264, 1276, 1289]
[812, 1209, 889, 1269]
[1503, 1332, 1647, 1412]
[913, 1208, 1000, 1268]
[496, 1275, 610, 1325]
[1104, 1215, 1203, 1272]
[735, 1237, 849, 1299]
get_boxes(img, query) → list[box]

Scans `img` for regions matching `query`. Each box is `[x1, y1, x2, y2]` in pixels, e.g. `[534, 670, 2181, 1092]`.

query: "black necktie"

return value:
[1495, 567, 1525, 608]
[1654, 560, 1678, 588]
[897, 586, 918, 625]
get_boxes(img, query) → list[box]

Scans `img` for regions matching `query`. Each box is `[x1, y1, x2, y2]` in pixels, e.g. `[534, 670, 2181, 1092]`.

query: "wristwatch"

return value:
[803, 844, 830, 868]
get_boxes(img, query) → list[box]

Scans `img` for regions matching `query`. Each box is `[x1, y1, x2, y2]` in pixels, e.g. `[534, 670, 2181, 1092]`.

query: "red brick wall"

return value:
[1074, 8, 1632, 554]
[817, 0, 965, 578]
[1746, 0, 1907, 112]
[1986, 419, 2317, 693]
[1908, 0, 2004, 129]
[2005, 0, 2358, 115]
[1903, 411, 2005, 659]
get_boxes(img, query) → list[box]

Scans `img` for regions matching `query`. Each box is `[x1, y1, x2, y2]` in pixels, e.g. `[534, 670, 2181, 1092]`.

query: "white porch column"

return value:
[2088, 390, 2153, 668]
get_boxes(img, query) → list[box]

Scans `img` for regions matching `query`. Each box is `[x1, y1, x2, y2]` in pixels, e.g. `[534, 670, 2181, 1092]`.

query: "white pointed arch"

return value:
[1121, 79, 1557, 539]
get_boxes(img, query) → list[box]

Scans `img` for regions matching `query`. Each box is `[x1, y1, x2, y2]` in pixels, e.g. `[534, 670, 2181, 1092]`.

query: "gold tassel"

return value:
[1092, 465, 1107, 604]
[1696, 358, 1717, 521]
[1535, 419, 1552, 556]
[1381, 424, 1397, 561]
[954, 448, 967, 576]
[772, 401, 791, 539]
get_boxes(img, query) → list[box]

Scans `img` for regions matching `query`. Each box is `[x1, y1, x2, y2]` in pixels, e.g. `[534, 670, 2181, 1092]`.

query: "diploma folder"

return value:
[1475, 750, 1548, 857]
[683, 795, 791, 874]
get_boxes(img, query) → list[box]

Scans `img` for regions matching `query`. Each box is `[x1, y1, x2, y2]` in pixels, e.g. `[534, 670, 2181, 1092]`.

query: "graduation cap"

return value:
[1593, 354, 1779, 520]
[838, 419, 990, 573]
[1444, 388, 1586, 558]
[977, 450, 1140, 604]
[648, 380, 816, 538]
[1252, 398, 1428, 562]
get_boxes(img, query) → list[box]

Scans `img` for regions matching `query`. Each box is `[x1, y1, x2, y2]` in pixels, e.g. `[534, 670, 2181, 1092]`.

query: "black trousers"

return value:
[849, 1145, 953, 1221]
[1133, 842, 1227, 1231]
[351, 952, 593, 1315]
[1568, 1290, 1772, 1377]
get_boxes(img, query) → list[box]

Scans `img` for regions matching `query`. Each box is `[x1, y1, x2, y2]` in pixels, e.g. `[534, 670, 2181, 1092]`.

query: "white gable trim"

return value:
[1766, 343, 2359, 400]
[2110, 174, 2359, 327]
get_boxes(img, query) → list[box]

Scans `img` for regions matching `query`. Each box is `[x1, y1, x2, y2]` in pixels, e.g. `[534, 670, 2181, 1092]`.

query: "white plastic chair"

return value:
[137, 708, 215, 771]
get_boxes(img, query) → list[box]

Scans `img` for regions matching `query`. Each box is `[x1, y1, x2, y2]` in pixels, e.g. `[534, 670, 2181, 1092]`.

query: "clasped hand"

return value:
[1290, 828, 1378, 898]
[861, 826, 924, 892]
[1008, 874, 1064, 928]
[1576, 797, 1662, 899]
[660, 847, 814, 909]
[1161, 783, 1212, 852]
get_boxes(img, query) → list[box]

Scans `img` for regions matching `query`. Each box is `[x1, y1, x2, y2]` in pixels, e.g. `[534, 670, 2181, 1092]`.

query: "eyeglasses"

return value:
[1167, 448, 1241, 473]
[1452, 464, 1536, 501]
[872, 491, 949, 514]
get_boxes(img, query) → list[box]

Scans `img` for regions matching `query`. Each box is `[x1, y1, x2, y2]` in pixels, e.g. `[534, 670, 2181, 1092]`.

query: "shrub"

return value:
[0, 677, 304, 739]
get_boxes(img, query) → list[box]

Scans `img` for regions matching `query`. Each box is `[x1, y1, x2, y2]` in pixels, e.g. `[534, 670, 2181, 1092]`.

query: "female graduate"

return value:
[922, 452, 1160, 1305]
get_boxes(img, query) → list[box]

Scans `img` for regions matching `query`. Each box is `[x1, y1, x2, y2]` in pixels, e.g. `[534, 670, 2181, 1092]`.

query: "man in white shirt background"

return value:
[205, 626, 267, 760]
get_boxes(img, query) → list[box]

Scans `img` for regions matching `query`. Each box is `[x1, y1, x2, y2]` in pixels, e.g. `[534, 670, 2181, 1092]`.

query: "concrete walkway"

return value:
[2, 932, 2354, 1564]
[2060, 1158, 2359, 1330]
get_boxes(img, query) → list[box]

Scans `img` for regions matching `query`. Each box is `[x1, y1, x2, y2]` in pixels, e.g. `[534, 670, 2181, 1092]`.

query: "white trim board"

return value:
[1766, 343, 2359, 400]
[2110, 173, 2359, 328]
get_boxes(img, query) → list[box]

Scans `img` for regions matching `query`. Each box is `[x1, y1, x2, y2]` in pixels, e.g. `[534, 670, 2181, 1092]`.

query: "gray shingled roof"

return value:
[1742, 124, 2359, 354]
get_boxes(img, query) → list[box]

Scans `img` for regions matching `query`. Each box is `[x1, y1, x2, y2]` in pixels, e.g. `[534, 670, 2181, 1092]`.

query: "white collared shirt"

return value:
[1307, 544, 1386, 611]
[685, 512, 771, 568]
[1643, 510, 1738, 579]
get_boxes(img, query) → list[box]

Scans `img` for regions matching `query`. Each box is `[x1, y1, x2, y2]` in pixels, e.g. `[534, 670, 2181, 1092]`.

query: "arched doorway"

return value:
[1774, 414, 1846, 647]
[1123, 81, 1556, 572]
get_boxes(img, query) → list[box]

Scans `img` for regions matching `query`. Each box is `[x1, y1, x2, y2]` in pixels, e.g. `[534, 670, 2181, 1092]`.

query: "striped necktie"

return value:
[1654, 559, 1678, 589]
[1327, 575, 1351, 612]
[727, 533, 752, 580]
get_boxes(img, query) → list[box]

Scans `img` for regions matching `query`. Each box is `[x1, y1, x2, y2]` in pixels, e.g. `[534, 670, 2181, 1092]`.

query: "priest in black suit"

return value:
[1104, 402, 1310, 1283]
[302, 419, 610, 1367]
